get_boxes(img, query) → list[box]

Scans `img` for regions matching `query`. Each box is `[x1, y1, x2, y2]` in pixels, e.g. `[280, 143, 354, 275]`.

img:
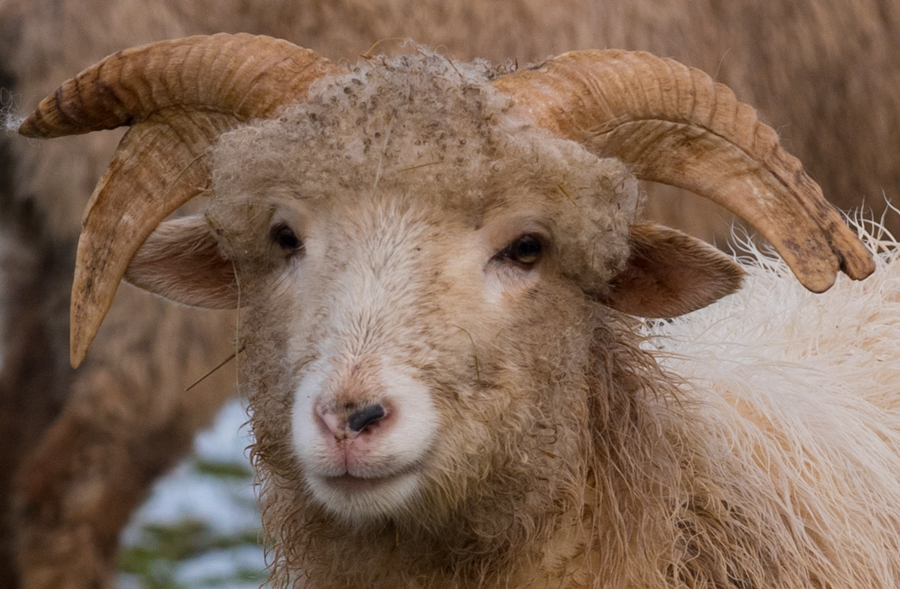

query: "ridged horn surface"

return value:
[492, 50, 875, 293]
[18, 34, 344, 367]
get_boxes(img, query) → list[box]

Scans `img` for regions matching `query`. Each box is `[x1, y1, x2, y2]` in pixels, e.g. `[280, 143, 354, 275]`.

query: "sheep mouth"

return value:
[306, 466, 424, 519]
[323, 473, 400, 491]
[317, 461, 423, 496]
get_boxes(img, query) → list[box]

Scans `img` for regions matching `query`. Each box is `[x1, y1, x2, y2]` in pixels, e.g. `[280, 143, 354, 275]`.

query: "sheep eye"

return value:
[497, 234, 543, 268]
[270, 223, 303, 255]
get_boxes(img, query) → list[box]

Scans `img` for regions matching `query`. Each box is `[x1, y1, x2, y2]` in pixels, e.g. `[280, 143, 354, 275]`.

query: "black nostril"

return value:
[347, 404, 386, 432]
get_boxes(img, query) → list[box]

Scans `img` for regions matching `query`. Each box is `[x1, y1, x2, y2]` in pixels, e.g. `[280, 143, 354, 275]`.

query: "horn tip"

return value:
[17, 107, 79, 139]
[17, 113, 45, 138]
[70, 312, 103, 369]
[802, 276, 835, 294]
[70, 334, 90, 369]
[69, 278, 107, 370]
[845, 250, 877, 281]
[70, 349, 86, 370]
[70, 315, 97, 368]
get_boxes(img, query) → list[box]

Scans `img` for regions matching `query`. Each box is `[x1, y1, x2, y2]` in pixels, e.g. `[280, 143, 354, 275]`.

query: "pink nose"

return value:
[317, 403, 387, 440]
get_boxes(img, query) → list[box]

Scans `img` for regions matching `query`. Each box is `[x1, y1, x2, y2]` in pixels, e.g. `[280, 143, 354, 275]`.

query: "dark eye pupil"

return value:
[505, 234, 542, 266]
[270, 223, 302, 254]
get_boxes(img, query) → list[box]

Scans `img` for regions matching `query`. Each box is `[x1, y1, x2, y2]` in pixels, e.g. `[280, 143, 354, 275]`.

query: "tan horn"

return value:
[492, 50, 875, 293]
[19, 33, 345, 368]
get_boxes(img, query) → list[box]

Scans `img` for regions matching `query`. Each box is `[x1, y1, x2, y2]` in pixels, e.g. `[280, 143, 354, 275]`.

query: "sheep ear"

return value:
[124, 216, 241, 309]
[599, 223, 745, 318]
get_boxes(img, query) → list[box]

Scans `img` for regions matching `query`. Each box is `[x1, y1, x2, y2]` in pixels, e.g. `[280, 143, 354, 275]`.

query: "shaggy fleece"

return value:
[642, 217, 900, 588]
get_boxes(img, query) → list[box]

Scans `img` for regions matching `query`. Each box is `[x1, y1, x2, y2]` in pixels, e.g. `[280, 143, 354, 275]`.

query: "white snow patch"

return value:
[119, 400, 266, 584]
[176, 546, 267, 586]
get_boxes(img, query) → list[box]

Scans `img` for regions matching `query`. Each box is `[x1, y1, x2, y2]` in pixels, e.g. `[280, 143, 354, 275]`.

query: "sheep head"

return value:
[18, 33, 874, 367]
[19, 33, 876, 581]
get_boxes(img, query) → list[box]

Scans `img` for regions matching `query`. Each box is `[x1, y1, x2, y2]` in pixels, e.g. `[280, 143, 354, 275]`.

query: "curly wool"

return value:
[209, 48, 639, 293]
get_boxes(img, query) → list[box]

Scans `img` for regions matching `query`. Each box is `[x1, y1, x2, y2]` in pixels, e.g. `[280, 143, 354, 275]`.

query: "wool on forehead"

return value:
[210, 48, 640, 289]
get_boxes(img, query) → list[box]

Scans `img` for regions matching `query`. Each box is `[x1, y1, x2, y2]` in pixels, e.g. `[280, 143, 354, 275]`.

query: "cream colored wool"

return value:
[642, 219, 900, 588]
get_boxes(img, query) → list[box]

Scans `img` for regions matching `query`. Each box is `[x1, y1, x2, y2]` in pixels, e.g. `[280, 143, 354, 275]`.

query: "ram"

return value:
[5, 4, 900, 585]
[5, 2, 900, 587]
[18, 34, 900, 588]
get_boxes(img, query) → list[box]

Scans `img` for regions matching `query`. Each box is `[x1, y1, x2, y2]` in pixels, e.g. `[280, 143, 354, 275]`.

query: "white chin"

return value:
[306, 469, 421, 521]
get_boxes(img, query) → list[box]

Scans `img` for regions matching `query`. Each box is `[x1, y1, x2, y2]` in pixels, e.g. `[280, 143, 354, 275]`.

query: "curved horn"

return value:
[492, 50, 875, 293]
[19, 33, 345, 368]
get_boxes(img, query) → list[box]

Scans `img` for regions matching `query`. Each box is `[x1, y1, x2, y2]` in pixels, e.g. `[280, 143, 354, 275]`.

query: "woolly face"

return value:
[223, 175, 622, 524]
[189, 54, 748, 530]
[196, 59, 638, 521]
[116, 51, 748, 541]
